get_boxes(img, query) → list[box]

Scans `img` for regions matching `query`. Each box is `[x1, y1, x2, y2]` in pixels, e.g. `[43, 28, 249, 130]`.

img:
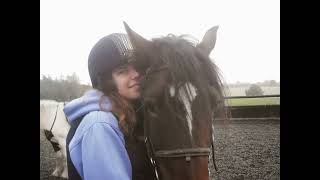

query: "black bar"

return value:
[224, 94, 280, 99]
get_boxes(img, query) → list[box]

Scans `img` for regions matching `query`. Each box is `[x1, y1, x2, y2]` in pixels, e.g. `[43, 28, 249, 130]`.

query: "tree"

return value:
[245, 84, 264, 96]
[40, 73, 92, 101]
[262, 80, 278, 86]
[268, 80, 278, 86]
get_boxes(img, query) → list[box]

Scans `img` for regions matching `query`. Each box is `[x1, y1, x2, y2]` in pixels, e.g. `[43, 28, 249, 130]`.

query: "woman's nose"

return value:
[131, 68, 140, 79]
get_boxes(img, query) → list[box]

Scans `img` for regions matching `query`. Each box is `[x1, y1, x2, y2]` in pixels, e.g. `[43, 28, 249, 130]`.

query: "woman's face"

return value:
[112, 64, 141, 101]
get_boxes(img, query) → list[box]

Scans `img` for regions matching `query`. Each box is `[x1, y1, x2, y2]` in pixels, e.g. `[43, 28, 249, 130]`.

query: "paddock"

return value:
[40, 119, 279, 180]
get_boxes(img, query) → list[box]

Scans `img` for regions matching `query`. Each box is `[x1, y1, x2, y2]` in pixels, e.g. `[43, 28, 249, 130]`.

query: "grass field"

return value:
[225, 86, 280, 96]
[223, 86, 280, 106]
[226, 97, 280, 106]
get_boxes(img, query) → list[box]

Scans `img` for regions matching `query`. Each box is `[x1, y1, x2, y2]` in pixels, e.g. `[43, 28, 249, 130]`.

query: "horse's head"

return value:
[124, 22, 226, 180]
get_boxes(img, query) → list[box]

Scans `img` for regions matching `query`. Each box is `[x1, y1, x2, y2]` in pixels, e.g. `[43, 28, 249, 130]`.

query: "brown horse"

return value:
[124, 22, 227, 180]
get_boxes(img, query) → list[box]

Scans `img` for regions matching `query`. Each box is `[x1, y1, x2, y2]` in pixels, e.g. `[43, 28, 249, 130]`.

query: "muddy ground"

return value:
[40, 120, 280, 180]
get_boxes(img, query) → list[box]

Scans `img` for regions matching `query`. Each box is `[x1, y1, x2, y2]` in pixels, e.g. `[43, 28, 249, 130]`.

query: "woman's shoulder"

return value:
[82, 111, 118, 127]
[76, 111, 120, 135]
[69, 111, 125, 151]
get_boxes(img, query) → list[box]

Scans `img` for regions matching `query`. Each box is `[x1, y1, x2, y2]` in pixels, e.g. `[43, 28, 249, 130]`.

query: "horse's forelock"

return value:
[152, 36, 227, 139]
[139, 34, 227, 142]
[151, 36, 222, 106]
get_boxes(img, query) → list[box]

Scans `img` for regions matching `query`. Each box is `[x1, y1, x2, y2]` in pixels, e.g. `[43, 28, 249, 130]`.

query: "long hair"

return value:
[97, 77, 137, 136]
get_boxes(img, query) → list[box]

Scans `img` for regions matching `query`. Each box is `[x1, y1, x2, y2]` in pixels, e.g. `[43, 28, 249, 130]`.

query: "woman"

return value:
[63, 33, 152, 180]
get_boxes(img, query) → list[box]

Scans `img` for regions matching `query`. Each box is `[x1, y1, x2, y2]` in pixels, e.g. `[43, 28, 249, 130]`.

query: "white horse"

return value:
[40, 100, 70, 179]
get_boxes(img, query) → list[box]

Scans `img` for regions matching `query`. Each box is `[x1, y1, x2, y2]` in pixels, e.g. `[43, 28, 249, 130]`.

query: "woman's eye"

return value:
[118, 68, 129, 74]
[114, 64, 137, 75]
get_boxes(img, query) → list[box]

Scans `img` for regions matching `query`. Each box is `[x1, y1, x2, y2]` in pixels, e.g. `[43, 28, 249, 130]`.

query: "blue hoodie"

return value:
[63, 89, 132, 180]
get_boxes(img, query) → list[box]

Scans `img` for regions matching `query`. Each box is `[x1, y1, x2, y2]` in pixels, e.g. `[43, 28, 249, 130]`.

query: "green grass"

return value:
[226, 97, 280, 106]
[225, 86, 280, 96]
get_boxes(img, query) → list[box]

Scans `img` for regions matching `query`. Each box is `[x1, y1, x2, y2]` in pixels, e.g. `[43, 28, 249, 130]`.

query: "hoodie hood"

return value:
[63, 89, 112, 123]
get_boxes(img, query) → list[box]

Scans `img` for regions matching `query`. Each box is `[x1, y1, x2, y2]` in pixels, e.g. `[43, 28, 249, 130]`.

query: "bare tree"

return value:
[40, 73, 92, 101]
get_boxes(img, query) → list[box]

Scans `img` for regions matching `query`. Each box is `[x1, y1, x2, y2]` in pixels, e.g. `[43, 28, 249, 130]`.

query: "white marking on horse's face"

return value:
[178, 83, 197, 138]
[169, 85, 175, 97]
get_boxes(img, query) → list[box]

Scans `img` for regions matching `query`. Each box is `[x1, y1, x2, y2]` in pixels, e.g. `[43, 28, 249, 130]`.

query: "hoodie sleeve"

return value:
[81, 122, 132, 180]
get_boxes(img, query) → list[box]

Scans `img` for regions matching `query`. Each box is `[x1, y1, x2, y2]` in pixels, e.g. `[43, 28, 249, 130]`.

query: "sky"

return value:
[40, 0, 279, 85]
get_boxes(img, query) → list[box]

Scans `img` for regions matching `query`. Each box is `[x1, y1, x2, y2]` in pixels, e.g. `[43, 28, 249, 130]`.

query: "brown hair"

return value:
[97, 77, 137, 136]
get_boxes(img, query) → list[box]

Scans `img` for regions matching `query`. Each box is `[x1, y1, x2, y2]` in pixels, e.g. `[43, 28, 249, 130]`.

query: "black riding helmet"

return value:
[88, 33, 135, 88]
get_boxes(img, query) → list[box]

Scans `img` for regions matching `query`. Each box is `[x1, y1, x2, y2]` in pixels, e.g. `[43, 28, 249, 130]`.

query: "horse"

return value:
[124, 22, 227, 180]
[40, 100, 70, 179]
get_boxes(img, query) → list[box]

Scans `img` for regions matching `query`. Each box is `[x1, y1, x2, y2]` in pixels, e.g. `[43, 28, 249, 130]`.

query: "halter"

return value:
[50, 104, 59, 132]
[143, 108, 218, 180]
[43, 103, 61, 152]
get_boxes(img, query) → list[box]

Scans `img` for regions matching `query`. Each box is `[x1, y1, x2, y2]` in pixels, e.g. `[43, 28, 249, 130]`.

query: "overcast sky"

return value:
[40, 0, 279, 85]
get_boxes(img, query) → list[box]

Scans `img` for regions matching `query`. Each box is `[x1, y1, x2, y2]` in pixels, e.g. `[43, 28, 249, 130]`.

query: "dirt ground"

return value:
[40, 130, 59, 180]
[40, 120, 280, 180]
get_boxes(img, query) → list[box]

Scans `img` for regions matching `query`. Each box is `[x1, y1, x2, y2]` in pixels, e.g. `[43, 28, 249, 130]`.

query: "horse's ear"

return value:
[123, 21, 151, 50]
[197, 26, 219, 56]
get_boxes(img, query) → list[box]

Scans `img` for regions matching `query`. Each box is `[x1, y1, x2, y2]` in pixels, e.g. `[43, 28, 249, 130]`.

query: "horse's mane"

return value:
[143, 34, 227, 119]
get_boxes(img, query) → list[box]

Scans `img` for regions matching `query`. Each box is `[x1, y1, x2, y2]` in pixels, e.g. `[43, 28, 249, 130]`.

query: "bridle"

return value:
[139, 64, 218, 180]
[142, 105, 218, 180]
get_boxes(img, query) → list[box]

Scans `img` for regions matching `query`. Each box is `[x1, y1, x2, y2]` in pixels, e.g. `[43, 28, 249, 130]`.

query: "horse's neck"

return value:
[40, 102, 69, 133]
[40, 102, 58, 130]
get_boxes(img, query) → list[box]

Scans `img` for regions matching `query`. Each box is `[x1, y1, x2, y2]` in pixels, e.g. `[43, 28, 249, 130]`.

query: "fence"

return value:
[215, 95, 280, 120]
